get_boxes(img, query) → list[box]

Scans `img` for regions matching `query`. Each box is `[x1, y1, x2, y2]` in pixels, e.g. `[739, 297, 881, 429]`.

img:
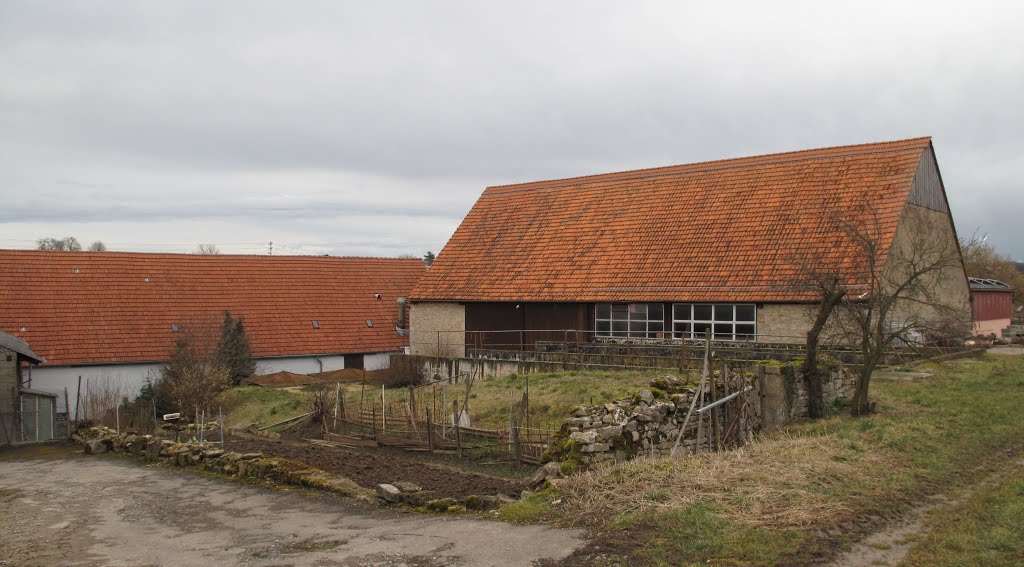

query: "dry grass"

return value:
[561, 430, 895, 530]
[520, 354, 1024, 565]
[341, 369, 688, 431]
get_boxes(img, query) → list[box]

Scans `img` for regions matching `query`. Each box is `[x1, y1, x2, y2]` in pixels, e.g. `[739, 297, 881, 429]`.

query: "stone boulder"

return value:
[376, 483, 402, 503]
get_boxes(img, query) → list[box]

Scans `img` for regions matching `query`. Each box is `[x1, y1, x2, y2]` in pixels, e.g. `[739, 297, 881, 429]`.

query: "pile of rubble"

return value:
[545, 374, 759, 472]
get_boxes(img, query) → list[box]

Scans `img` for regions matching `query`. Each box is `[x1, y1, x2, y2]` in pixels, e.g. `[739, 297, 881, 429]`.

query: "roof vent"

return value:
[374, 293, 381, 300]
[144, 277, 150, 283]
[366, 320, 373, 328]
[312, 320, 320, 329]
[171, 324, 180, 332]
[72, 268, 80, 274]
[19, 326, 26, 333]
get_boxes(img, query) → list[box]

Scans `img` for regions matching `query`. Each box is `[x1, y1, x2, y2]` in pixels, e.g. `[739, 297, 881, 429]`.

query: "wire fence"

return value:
[409, 328, 951, 371]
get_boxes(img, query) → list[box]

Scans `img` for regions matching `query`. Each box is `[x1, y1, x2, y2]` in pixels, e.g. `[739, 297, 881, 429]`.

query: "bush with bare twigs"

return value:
[305, 384, 336, 424]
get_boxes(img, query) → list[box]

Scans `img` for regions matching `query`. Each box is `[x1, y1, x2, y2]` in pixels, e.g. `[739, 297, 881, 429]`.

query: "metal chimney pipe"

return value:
[396, 297, 408, 335]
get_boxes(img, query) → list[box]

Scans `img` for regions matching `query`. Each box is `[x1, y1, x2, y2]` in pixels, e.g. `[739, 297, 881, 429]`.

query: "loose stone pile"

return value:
[545, 374, 758, 472]
[545, 364, 856, 472]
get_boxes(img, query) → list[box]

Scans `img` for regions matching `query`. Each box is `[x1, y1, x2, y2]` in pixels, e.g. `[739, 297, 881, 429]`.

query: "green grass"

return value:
[902, 462, 1024, 566]
[342, 369, 692, 431]
[616, 505, 803, 566]
[523, 354, 1024, 565]
[220, 386, 307, 429]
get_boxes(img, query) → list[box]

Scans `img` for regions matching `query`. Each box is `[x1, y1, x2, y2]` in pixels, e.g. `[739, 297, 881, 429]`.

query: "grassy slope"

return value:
[342, 370, 691, 431]
[499, 354, 1024, 565]
[220, 386, 307, 429]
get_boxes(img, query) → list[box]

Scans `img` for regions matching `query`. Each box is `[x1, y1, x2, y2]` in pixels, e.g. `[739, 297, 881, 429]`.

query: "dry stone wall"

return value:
[547, 364, 856, 471]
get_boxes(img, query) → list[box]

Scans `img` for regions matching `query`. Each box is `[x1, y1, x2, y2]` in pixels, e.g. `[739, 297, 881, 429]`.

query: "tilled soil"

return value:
[225, 435, 524, 499]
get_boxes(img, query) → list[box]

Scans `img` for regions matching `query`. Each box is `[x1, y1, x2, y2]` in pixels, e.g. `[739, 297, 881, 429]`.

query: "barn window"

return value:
[672, 303, 756, 341]
[595, 303, 664, 338]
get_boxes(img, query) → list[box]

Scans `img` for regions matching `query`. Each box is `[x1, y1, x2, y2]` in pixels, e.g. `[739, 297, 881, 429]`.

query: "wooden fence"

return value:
[320, 380, 554, 465]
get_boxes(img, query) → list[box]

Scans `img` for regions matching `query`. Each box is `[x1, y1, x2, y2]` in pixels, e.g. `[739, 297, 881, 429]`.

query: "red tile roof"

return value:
[412, 137, 934, 303]
[1, 252, 424, 366]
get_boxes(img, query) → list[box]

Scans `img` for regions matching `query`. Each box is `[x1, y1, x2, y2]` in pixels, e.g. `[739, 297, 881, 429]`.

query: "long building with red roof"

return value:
[1, 252, 424, 408]
[409, 137, 970, 355]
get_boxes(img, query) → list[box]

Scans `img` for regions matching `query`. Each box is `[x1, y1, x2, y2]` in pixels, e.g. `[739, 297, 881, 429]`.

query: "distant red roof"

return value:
[1, 252, 424, 366]
[412, 137, 934, 303]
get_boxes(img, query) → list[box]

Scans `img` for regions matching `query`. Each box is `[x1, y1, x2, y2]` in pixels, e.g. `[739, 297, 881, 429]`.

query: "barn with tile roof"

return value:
[0, 252, 424, 409]
[409, 137, 970, 356]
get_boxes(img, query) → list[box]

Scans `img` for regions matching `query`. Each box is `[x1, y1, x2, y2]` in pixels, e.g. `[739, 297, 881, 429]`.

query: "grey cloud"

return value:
[1, 1, 1023, 257]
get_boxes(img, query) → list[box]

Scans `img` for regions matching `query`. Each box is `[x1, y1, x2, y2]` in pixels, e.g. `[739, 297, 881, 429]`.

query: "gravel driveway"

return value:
[0, 445, 585, 567]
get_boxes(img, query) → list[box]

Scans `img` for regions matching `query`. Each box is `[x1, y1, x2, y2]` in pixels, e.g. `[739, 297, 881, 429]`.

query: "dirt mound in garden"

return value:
[225, 435, 522, 499]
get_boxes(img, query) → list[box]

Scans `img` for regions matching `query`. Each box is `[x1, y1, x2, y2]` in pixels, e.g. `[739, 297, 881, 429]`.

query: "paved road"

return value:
[0, 446, 586, 567]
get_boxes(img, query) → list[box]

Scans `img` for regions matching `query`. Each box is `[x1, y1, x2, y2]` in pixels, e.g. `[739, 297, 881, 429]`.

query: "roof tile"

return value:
[412, 137, 932, 303]
[1, 252, 424, 366]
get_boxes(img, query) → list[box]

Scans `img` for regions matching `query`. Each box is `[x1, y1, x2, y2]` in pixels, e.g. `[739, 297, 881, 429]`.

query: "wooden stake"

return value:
[359, 381, 366, 419]
[711, 368, 721, 452]
[453, 399, 462, 458]
[63, 386, 71, 438]
[426, 407, 434, 452]
[512, 417, 522, 468]
[670, 329, 712, 457]
[74, 375, 82, 423]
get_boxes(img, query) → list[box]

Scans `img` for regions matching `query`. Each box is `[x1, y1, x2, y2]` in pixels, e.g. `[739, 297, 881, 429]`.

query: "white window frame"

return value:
[672, 303, 756, 341]
[595, 303, 665, 339]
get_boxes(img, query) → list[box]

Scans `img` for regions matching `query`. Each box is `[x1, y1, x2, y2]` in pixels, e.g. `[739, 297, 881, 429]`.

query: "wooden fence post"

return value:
[453, 399, 462, 458]
[757, 365, 766, 423]
[426, 407, 434, 453]
[63, 386, 71, 438]
[512, 418, 522, 468]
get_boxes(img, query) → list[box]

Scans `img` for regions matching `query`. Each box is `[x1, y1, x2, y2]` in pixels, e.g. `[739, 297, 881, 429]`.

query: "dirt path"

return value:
[0, 445, 585, 567]
[826, 457, 1024, 567]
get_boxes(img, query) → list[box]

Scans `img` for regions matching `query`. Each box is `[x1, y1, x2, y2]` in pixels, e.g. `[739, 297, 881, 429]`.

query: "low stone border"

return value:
[72, 426, 372, 499]
[72, 426, 525, 513]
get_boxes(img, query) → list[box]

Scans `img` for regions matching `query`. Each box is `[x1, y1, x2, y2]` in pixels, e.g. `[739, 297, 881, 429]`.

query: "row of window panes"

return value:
[595, 303, 756, 341]
[595, 302, 664, 339]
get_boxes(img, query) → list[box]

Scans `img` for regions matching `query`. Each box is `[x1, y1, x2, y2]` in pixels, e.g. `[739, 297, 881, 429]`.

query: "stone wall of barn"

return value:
[409, 302, 466, 357]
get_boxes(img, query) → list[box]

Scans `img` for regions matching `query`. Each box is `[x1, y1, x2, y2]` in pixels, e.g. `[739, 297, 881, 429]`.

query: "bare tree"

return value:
[305, 384, 336, 426]
[195, 244, 220, 255]
[161, 321, 230, 420]
[960, 233, 1024, 307]
[88, 240, 107, 252]
[37, 236, 82, 251]
[801, 276, 846, 419]
[831, 200, 970, 416]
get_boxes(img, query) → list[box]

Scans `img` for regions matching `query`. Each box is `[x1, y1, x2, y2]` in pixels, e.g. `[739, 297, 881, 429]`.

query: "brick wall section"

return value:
[409, 302, 466, 357]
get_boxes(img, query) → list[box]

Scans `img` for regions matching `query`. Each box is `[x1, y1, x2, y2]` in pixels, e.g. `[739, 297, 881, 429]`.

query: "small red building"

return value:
[969, 277, 1015, 336]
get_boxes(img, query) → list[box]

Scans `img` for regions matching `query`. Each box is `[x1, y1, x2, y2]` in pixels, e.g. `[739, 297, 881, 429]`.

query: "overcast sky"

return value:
[1, 1, 1022, 259]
